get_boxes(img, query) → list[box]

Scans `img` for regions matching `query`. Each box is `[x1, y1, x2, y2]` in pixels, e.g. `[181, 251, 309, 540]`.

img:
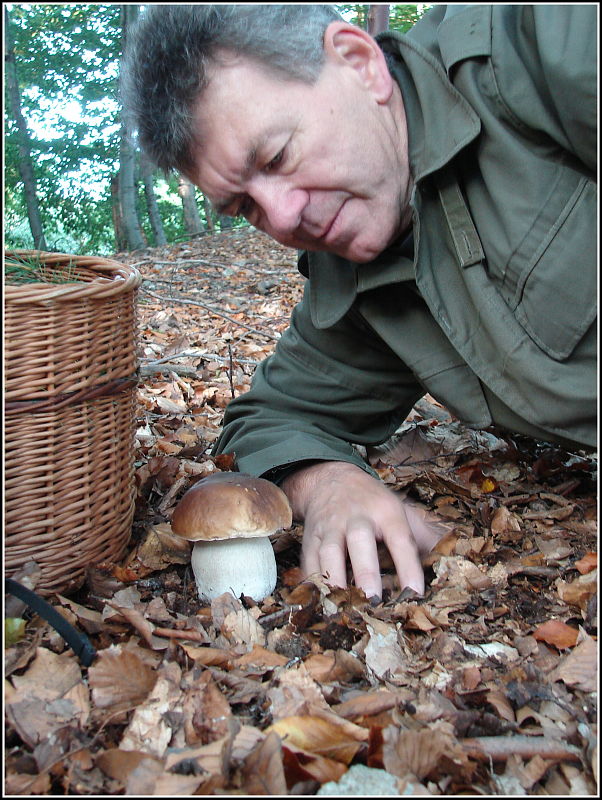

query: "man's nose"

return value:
[248, 177, 307, 236]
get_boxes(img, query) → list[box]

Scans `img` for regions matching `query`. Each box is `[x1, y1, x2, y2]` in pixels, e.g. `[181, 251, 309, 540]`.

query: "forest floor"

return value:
[5, 228, 598, 795]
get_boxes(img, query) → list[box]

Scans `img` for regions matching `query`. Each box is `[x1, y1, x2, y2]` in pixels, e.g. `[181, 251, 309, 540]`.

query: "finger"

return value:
[383, 508, 425, 595]
[300, 529, 321, 577]
[318, 534, 349, 589]
[300, 525, 348, 588]
[390, 537, 425, 595]
[345, 519, 382, 600]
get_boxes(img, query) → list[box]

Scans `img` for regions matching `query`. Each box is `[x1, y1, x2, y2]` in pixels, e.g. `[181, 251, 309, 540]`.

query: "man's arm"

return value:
[215, 283, 423, 479]
[213, 283, 435, 596]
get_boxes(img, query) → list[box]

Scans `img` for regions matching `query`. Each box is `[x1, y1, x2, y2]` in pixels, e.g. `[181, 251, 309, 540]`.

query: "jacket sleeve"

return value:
[213, 283, 424, 479]
[493, 4, 597, 171]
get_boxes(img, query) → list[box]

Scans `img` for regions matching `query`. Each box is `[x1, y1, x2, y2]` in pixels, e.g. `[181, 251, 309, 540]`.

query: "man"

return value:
[122, 5, 597, 600]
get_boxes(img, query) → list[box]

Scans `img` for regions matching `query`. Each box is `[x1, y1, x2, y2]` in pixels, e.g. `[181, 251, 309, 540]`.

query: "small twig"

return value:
[153, 626, 210, 643]
[497, 494, 535, 506]
[140, 286, 279, 341]
[140, 350, 261, 367]
[538, 491, 577, 507]
[227, 344, 235, 399]
[461, 735, 581, 763]
[20, 704, 140, 793]
[139, 363, 199, 378]
[505, 564, 559, 578]
[258, 604, 303, 630]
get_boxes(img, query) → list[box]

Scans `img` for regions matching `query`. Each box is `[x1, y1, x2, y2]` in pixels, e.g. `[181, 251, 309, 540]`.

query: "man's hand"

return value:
[281, 461, 446, 600]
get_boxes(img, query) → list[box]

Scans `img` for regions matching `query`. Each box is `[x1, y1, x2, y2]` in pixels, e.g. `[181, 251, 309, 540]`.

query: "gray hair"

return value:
[120, 4, 342, 174]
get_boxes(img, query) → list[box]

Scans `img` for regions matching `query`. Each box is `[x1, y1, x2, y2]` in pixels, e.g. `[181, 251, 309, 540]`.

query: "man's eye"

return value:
[236, 196, 253, 218]
[264, 149, 284, 171]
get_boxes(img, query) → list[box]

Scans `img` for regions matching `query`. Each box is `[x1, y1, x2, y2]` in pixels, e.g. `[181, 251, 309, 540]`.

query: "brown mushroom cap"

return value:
[171, 472, 292, 542]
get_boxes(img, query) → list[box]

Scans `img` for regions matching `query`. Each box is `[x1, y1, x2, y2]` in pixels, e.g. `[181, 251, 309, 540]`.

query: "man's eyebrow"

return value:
[214, 196, 237, 216]
[213, 132, 272, 215]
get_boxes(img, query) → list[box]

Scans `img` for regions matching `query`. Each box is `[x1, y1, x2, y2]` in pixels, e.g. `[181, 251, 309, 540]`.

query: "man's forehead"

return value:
[204, 49, 299, 95]
[194, 56, 288, 140]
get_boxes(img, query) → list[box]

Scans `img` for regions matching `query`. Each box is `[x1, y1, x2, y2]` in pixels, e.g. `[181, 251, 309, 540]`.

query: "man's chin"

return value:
[287, 227, 392, 262]
[327, 241, 386, 264]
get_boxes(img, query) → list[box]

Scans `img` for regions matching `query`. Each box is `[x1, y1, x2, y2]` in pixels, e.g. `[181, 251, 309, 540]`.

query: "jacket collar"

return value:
[307, 235, 416, 328]
[377, 29, 482, 183]
[306, 26, 482, 329]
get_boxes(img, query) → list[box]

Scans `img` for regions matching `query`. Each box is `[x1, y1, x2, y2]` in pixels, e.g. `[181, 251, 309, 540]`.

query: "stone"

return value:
[317, 764, 401, 796]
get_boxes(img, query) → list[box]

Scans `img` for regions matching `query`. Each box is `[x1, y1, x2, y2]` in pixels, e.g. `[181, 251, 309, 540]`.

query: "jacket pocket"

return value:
[508, 177, 596, 361]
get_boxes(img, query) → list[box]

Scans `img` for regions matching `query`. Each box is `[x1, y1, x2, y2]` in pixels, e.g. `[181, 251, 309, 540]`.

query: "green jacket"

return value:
[214, 4, 597, 479]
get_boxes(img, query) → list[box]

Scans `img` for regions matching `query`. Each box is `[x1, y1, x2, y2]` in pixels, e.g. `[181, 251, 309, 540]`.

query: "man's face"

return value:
[189, 28, 412, 263]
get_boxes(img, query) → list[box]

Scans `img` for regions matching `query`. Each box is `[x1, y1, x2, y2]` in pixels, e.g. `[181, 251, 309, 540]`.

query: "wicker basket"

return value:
[4, 251, 143, 596]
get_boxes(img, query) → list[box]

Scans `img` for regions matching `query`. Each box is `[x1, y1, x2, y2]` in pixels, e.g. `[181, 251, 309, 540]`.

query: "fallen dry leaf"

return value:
[281, 744, 347, 787]
[119, 669, 182, 757]
[268, 662, 332, 719]
[240, 731, 288, 795]
[490, 506, 522, 534]
[548, 635, 598, 692]
[182, 669, 233, 745]
[303, 649, 365, 683]
[383, 722, 471, 781]
[556, 570, 597, 610]
[95, 748, 162, 785]
[332, 690, 400, 720]
[88, 645, 157, 711]
[127, 759, 206, 795]
[532, 619, 579, 649]
[403, 604, 438, 632]
[432, 556, 493, 591]
[266, 715, 364, 764]
[5, 648, 89, 748]
[574, 551, 597, 574]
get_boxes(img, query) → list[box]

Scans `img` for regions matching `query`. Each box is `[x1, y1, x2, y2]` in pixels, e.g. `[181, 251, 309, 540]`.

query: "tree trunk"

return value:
[111, 175, 128, 252]
[118, 125, 146, 250]
[177, 174, 205, 236]
[118, 4, 146, 251]
[202, 194, 215, 232]
[140, 152, 167, 246]
[4, 6, 47, 250]
[368, 5, 389, 35]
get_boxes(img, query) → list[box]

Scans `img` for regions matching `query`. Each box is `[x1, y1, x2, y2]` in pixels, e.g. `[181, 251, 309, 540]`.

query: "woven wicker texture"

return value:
[4, 251, 143, 595]
[5, 251, 142, 402]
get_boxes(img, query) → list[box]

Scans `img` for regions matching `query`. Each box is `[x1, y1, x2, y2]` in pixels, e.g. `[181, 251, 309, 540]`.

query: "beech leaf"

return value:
[532, 619, 579, 649]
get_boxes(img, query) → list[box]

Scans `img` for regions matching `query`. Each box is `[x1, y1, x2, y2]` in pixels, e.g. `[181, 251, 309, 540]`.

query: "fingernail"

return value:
[399, 585, 423, 600]
[368, 594, 381, 607]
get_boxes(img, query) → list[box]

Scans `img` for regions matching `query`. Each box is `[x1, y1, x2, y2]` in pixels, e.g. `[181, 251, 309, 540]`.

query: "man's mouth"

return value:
[318, 201, 347, 243]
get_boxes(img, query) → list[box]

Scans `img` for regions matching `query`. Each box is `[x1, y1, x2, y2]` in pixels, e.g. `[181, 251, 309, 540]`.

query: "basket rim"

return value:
[5, 249, 143, 302]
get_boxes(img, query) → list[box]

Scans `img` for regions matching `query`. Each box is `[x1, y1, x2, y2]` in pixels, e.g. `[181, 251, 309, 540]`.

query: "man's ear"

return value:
[323, 21, 393, 102]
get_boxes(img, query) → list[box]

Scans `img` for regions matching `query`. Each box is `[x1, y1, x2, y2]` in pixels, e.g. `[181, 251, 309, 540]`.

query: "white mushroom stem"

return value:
[191, 536, 277, 602]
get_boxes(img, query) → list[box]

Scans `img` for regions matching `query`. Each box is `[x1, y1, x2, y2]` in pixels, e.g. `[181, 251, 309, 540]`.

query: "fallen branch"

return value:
[505, 564, 560, 578]
[140, 286, 279, 341]
[139, 363, 199, 378]
[461, 735, 581, 763]
[153, 626, 210, 643]
[141, 350, 261, 366]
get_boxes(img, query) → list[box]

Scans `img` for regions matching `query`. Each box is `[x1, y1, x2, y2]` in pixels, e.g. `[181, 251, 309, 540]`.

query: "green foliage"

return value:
[389, 4, 430, 33]
[4, 3, 123, 253]
[4, 251, 84, 285]
[335, 4, 430, 32]
[4, 618, 27, 647]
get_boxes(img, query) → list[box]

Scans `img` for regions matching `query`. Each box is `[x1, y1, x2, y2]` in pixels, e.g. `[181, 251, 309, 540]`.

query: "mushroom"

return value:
[170, 472, 292, 602]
